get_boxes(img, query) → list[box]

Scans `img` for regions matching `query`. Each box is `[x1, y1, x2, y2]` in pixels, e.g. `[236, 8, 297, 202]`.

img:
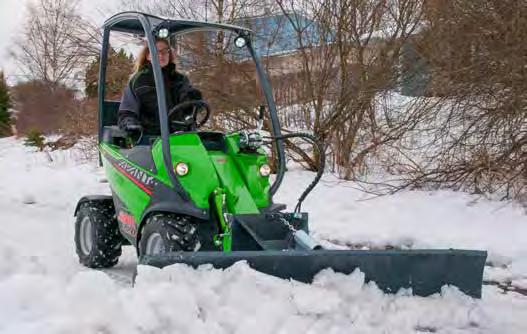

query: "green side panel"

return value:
[208, 151, 260, 214]
[225, 134, 270, 208]
[151, 133, 220, 209]
[99, 144, 151, 223]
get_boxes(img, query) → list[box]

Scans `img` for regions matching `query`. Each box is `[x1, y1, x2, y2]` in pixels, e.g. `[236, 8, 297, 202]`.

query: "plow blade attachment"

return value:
[140, 249, 487, 298]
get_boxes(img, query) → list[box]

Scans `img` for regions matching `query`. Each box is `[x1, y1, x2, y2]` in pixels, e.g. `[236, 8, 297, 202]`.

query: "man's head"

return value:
[146, 39, 172, 68]
[134, 38, 175, 72]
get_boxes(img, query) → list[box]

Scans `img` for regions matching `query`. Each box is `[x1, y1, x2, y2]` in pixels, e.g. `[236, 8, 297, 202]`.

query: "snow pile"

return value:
[276, 170, 527, 259]
[1, 263, 527, 333]
[1, 137, 527, 333]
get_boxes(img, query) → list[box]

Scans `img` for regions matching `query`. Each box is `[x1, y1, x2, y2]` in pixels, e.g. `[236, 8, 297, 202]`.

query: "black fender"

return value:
[136, 202, 210, 248]
[74, 195, 114, 217]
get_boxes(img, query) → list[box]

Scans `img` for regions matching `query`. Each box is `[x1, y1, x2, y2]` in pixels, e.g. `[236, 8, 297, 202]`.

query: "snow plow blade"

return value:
[140, 249, 487, 298]
[140, 214, 486, 298]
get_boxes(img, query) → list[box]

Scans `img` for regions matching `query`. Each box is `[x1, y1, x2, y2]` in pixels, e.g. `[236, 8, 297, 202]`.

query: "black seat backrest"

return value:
[102, 100, 121, 126]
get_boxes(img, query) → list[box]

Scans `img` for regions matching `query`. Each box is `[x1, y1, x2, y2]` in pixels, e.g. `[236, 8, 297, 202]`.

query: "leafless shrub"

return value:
[11, 0, 100, 86]
[120, 0, 278, 22]
[11, 80, 76, 135]
[73, 136, 99, 162]
[380, 0, 527, 202]
[62, 97, 98, 137]
[272, 0, 430, 174]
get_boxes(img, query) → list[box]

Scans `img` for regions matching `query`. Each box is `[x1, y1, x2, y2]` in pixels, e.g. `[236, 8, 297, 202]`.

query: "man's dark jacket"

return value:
[118, 62, 202, 135]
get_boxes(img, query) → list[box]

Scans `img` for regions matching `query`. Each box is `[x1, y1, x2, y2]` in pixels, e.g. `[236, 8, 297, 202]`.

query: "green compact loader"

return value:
[74, 12, 487, 298]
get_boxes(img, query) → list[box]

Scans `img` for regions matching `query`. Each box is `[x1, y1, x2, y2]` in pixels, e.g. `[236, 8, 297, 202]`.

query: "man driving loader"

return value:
[75, 13, 486, 299]
[118, 38, 203, 141]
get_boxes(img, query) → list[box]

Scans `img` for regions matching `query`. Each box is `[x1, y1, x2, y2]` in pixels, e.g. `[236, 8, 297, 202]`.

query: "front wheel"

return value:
[74, 201, 122, 268]
[139, 214, 201, 256]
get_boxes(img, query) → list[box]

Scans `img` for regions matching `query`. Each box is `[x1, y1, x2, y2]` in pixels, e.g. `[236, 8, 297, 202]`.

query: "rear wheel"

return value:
[74, 201, 122, 268]
[139, 214, 201, 256]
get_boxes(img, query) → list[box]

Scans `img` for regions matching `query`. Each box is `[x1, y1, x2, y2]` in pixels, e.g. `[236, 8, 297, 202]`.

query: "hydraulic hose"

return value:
[265, 132, 325, 213]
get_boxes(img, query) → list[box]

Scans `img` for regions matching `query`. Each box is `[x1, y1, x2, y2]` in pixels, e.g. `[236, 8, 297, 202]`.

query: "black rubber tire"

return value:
[138, 214, 200, 256]
[74, 201, 122, 268]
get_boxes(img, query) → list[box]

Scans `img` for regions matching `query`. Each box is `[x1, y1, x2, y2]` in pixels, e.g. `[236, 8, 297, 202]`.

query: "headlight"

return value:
[234, 36, 247, 48]
[175, 162, 189, 176]
[259, 164, 271, 177]
[157, 28, 169, 39]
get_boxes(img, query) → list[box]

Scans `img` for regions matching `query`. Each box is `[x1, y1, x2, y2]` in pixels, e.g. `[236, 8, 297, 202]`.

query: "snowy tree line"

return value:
[2, 0, 526, 203]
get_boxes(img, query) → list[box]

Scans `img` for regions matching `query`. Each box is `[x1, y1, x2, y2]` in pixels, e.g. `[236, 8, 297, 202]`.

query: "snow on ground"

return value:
[0, 136, 526, 333]
[275, 169, 527, 266]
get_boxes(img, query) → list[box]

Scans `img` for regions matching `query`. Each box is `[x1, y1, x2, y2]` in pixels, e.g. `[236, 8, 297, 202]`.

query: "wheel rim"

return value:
[79, 216, 93, 255]
[145, 232, 165, 255]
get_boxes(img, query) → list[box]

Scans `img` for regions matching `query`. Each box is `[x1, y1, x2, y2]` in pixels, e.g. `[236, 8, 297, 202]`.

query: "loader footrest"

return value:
[231, 213, 309, 251]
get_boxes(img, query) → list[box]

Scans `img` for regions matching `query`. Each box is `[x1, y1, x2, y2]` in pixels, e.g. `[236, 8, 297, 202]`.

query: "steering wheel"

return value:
[167, 100, 211, 131]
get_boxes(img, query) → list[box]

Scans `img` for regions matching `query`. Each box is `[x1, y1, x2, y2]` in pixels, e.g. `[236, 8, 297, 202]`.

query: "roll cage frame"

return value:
[99, 11, 286, 200]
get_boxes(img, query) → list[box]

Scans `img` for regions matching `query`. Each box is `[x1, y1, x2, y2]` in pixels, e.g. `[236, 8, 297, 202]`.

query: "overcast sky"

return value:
[0, 0, 30, 79]
[0, 0, 119, 84]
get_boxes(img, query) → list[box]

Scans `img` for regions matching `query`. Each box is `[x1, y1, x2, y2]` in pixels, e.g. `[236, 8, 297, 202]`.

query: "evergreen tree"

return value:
[0, 71, 12, 137]
[24, 129, 45, 150]
[85, 48, 134, 100]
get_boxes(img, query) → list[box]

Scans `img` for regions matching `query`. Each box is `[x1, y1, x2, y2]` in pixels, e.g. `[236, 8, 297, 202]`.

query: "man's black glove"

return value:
[187, 88, 203, 100]
[121, 117, 143, 138]
[124, 123, 143, 146]
[172, 88, 203, 122]
[179, 87, 203, 102]
[119, 115, 142, 131]
[125, 123, 143, 134]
